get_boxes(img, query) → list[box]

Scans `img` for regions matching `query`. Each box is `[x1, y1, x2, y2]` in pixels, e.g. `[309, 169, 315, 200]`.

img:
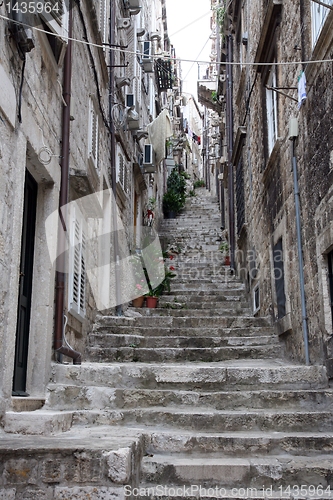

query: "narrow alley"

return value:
[2, 188, 333, 499]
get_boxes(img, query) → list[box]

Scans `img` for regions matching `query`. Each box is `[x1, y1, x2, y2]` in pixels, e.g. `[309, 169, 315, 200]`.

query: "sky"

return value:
[165, 0, 212, 99]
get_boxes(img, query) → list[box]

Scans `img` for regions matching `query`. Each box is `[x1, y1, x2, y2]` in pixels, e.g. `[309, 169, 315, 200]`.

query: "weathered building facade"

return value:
[221, 0, 333, 369]
[0, 0, 176, 423]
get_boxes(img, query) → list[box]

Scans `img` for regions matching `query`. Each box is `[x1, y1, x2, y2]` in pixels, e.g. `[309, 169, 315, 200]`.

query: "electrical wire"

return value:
[2, 13, 333, 68]
[168, 11, 211, 38]
[17, 56, 26, 123]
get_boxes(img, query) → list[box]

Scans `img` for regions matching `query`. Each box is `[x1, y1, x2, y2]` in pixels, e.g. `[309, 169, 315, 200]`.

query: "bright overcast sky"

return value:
[165, 0, 211, 98]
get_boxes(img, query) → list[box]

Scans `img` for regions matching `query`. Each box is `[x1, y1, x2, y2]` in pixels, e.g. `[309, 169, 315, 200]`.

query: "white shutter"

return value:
[40, 0, 68, 41]
[88, 98, 99, 167]
[266, 66, 278, 155]
[69, 209, 86, 319]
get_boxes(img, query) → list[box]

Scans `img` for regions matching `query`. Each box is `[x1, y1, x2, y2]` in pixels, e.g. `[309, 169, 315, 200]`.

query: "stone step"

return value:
[88, 334, 276, 349]
[141, 453, 333, 489]
[46, 385, 333, 412]
[0, 425, 143, 491]
[15, 406, 332, 436]
[51, 362, 329, 391]
[131, 305, 251, 316]
[90, 325, 275, 339]
[67, 407, 333, 433]
[86, 344, 281, 363]
[95, 315, 270, 329]
[145, 429, 333, 455]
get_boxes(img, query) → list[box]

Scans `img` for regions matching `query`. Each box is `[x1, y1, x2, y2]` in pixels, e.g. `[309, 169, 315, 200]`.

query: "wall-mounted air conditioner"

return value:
[128, 0, 142, 7]
[117, 18, 131, 29]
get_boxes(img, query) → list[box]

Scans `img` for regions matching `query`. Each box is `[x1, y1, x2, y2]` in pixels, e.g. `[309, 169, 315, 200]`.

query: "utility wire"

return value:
[2, 13, 333, 68]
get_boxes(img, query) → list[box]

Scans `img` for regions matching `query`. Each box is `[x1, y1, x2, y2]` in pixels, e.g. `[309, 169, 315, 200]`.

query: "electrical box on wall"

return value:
[289, 118, 298, 139]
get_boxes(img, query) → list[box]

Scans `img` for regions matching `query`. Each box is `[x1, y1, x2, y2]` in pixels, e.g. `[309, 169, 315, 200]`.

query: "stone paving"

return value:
[1, 188, 333, 499]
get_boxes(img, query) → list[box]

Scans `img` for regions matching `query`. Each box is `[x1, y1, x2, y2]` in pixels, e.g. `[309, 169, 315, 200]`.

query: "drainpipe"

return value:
[226, 33, 235, 270]
[291, 135, 310, 365]
[109, 0, 122, 315]
[54, 0, 81, 364]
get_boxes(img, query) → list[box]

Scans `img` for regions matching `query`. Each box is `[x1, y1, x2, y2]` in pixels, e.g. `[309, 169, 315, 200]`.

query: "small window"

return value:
[311, 0, 333, 47]
[40, 0, 68, 44]
[69, 208, 86, 319]
[273, 238, 286, 320]
[328, 250, 333, 331]
[253, 284, 260, 315]
[88, 98, 99, 168]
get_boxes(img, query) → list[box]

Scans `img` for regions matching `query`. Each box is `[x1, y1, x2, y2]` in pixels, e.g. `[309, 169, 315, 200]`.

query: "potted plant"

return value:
[162, 191, 182, 218]
[219, 241, 230, 266]
[145, 262, 176, 308]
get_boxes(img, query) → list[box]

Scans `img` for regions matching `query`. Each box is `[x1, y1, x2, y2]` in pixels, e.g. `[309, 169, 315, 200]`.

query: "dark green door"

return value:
[12, 171, 37, 396]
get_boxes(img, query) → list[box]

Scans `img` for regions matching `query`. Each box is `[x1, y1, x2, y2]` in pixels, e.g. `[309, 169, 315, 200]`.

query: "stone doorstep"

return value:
[11, 397, 45, 412]
[45, 385, 333, 413]
[141, 453, 333, 489]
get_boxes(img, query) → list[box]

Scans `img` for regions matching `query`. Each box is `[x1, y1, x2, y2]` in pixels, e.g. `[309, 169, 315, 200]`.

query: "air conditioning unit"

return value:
[127, 109, 141, 130]
[126, 93, 135, 108]
[128, 0, 142, 7]
[117, 18, 131, 29]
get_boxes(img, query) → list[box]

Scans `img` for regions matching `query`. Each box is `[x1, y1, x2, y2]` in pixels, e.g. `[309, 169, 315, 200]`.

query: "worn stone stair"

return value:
[3, 187, 333, 499]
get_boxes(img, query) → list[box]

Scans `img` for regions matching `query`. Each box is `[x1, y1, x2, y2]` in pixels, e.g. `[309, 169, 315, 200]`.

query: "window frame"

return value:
[311, 0, 333, 48]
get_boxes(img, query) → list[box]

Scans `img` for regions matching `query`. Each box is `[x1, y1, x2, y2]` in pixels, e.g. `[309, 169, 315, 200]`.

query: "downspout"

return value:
[109, 0, 122, 315]
[226, 33, 235, 270]
[54, 0, 81, 364]
[291, 137, 310, 365]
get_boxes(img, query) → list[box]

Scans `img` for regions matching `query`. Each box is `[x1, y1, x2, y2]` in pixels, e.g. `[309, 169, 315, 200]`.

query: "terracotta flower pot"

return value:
[132, 296, 145, 308]
[146, 296, 158, 308]
[224, 255, 231, 266]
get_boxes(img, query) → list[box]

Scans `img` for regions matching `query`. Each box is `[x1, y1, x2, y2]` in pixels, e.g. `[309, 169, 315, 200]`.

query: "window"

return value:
[69, 209, 86, 319]
[99, 0, 109, 51]
[40, 0, 68, 45]
[117, 151, 129, 194]
[236, 153, 245, 236]
[266, 64, 278, 156]
[328, 250, 333, 331]
[253, 284, 260, 315]
[88, 98, 99, 168]
[311, 0, 333, 47]
[273, 238, 286, 320]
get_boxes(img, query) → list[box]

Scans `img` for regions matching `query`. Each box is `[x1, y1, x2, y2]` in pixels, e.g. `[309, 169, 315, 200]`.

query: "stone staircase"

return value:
[3, 188, 333, 499]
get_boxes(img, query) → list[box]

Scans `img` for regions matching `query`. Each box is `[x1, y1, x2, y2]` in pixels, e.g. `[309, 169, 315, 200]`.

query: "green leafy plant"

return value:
[162, 190, 183, 214]
[193, 179, 206, 188]
[219, 242, 229, 254]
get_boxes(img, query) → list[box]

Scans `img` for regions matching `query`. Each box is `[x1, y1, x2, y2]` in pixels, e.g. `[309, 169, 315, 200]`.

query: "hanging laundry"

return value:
[147, 109, 173, 165]
[298, 71, 307, 109]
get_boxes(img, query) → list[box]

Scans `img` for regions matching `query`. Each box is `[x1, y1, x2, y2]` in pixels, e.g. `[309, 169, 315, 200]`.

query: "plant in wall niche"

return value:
[212, 91, 218, 103]
[214, 1, 226, 30]
[219, 241, 230, 265]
